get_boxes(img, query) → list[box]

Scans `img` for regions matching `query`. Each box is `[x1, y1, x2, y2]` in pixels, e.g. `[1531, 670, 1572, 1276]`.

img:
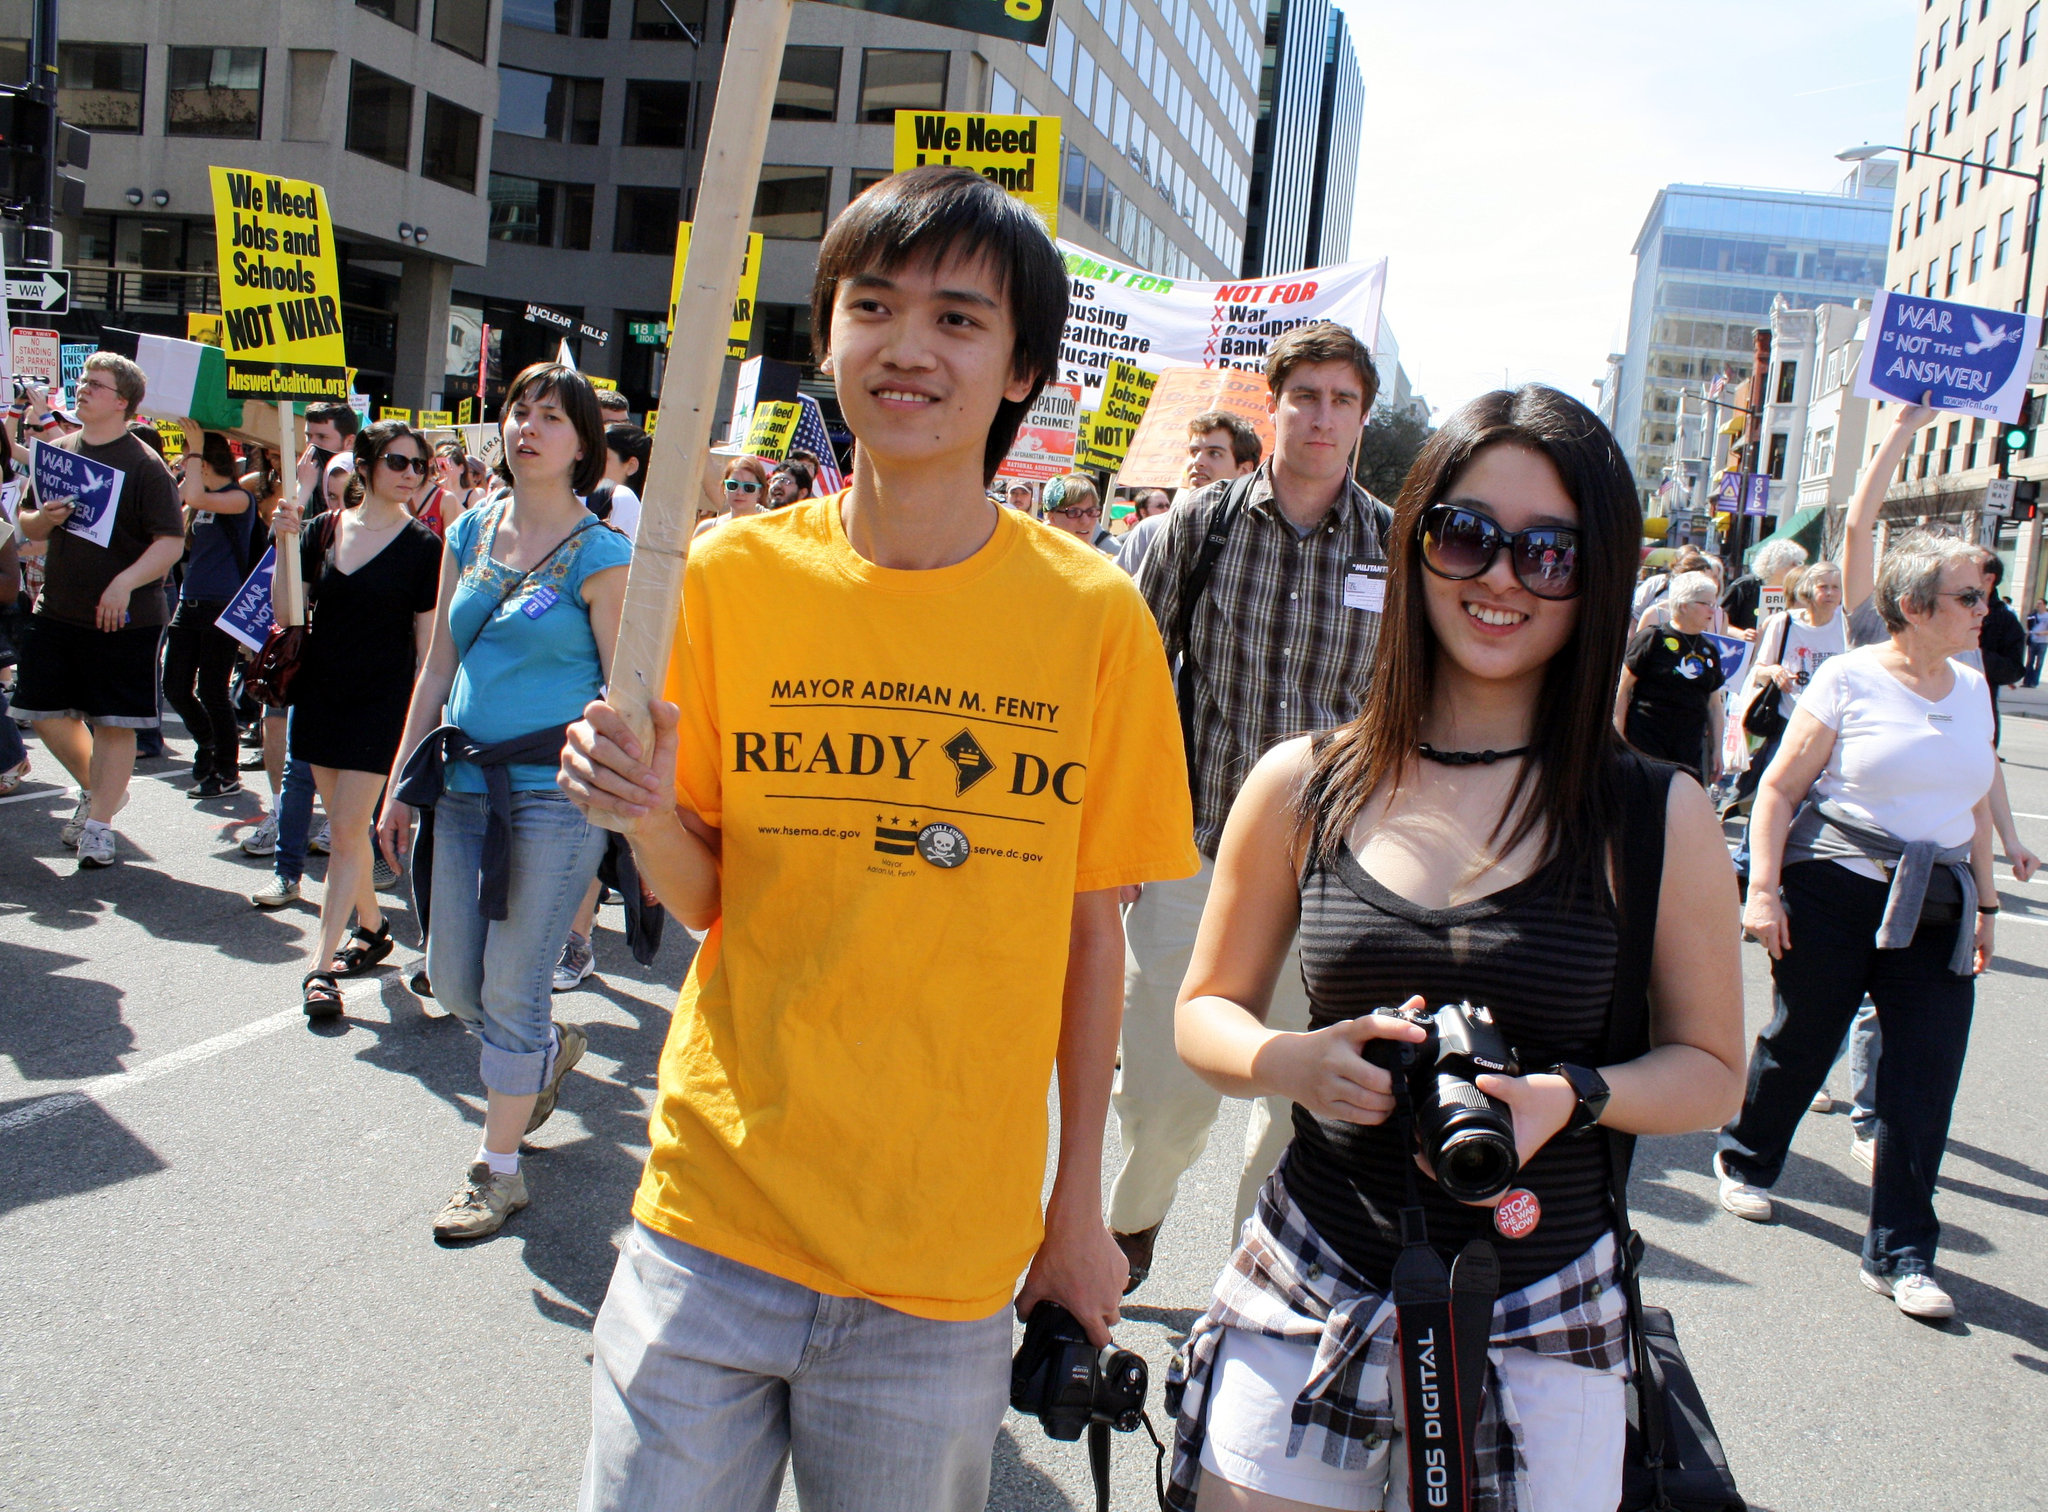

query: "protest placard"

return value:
[186, 313, 224, 348]
[995, 381, 1081, 482]
[1853, 289, 2042, 422]
[215, 545, 278, 653]
[744, 401, 804, 458]
[0, 479, 21, 523]
[1116, 366, 1275, 488]
[1073, 358, 1156, 471]
[417, 409, 454, 428]
[811, 0, 1050, 43]
[1057, 244, 1386, 406]
[456, 397, 476, 425]
[59, 342, 91, 395]
[380, 406, 413, 421]
[154, 420, 186, 458]
[728, 355, 803, 443]
[669, 223, 764, 362]
[34, 437, 125, 550]
[892, 111, 1059, 232]
[10, 327, 59, 389]
[208, 167, 349, 399]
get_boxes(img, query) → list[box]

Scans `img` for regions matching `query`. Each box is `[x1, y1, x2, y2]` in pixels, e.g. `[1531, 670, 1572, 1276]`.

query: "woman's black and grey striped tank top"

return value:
[1283, 843, 1618, 1293]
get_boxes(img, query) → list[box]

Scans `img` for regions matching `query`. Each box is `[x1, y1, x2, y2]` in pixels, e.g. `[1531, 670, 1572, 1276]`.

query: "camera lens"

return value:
[1435, 1127, 1520, 1203]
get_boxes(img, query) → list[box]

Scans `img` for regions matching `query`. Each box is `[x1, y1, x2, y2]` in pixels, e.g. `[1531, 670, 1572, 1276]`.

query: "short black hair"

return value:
[493, 362, 607, 495]
[596, 387, 631, 415]
[352, 418, 426, 506]
[305, 401, 361, 439]
[605, 422, 652, 485]
[1187, 409, 1262, 467]
[811, 165, 1067, 484]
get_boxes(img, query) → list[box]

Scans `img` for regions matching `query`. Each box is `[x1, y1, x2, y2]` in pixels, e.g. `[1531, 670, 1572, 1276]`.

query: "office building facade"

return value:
[10, 0, 498, 412]
[1300, 7, 1361, 272]
[1241, 0, 1360, 276]
[1611, 169, 1892, 503]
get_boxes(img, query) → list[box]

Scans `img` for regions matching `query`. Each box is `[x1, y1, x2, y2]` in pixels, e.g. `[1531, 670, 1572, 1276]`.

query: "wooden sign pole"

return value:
[592, 0, 795, 831]
[274, 400, 306, 626]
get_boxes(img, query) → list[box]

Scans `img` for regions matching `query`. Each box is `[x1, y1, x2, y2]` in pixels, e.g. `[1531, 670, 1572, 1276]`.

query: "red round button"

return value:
[1494, 1188, 1541, 1240]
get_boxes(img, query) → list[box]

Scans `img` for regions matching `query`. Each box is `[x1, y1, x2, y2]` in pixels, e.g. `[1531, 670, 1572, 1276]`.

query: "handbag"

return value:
[244, 510, 336, 708]
[1740, 614, 1791, 742]
[1607, 754, 1747, 1512]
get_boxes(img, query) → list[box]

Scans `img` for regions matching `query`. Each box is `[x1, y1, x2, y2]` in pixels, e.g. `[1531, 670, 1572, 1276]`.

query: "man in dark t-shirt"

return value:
[11, 352, 183, 868]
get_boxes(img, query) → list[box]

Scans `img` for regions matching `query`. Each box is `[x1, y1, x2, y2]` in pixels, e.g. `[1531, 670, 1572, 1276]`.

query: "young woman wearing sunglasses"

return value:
[1164, 387, 1743, 1512]
[269, 419, 443, 1016]
[694, 453, 772, 538]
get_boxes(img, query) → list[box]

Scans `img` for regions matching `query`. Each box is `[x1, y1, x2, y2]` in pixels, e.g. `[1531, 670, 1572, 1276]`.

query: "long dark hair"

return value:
[1300, 386, 1642, 887]
[345, 418, 425, 509]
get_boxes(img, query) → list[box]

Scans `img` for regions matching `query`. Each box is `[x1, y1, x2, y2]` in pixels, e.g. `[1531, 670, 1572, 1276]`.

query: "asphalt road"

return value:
[4, 716, 2047, 1511]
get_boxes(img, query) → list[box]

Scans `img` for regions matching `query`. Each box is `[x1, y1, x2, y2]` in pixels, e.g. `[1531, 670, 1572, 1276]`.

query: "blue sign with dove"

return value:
[1853, 290, 2041, 422]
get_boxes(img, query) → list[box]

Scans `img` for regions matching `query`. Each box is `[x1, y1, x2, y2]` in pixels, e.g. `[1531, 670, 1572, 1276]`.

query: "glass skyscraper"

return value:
[1613, 173, 1894, 498]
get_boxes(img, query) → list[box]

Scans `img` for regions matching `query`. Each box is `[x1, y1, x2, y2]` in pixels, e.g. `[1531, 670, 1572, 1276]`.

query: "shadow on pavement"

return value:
[0, 1095, 166, 1216]
[988, 1425, 1078, 1510]
[0, 942, 136, 1080]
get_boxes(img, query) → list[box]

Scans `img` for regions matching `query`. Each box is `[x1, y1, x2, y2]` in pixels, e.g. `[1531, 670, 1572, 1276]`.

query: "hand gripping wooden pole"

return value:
[274, 400, 306, 626]
[591, 0, 795, 833]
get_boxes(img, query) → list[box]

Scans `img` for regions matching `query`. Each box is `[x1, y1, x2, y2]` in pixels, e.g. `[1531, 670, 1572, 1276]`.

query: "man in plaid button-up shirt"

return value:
[1111, 322, 1390, 1290]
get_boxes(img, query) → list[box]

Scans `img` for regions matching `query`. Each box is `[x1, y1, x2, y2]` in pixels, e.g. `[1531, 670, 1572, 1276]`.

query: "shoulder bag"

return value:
[1607, 754, 1747, 1512]
[244, 509, 337, 708]
[1740, 614, 1792, 742]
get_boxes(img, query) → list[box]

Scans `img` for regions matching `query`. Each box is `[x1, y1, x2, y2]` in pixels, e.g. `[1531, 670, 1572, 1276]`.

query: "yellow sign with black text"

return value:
[744, 400, 803, 459]
[208, 167, 348, 399]
[669, 223, 763, 362]
[380, 406, 413, 421]
[1074, 359, 1155, 471]
[417, 409, 453, 428]
[892, 112, 1059, 234]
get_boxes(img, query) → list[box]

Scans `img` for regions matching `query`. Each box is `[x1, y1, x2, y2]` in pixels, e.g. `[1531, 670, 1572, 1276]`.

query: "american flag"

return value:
[792, 394, 845, 492]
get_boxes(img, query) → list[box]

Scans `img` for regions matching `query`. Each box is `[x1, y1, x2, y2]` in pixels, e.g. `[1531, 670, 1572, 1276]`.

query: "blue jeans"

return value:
[1825, 998, 1880, 1137]
[2025, 641, 2046, 687]
[426, 788, 604, 1096]
[581, 1224, 1012, 1512]
[1718, 862, 1975, 1278]
[272, 707, 316, 884]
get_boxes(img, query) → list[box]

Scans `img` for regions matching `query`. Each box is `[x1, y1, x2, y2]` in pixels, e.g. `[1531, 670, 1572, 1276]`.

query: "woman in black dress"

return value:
[269, 420, 442, 1016]
[1614, 568, 1726, 780]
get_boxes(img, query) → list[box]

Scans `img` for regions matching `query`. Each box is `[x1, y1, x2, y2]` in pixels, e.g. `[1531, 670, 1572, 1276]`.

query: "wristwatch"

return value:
[1547, 1062, 1611, 1137]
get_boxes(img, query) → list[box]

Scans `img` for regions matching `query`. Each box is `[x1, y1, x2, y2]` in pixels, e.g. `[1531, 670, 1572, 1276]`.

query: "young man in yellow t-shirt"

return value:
[559, 166, 1198, 1511]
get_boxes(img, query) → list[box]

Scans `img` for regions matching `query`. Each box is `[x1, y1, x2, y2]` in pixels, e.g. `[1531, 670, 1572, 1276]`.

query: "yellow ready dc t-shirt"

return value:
[634, 497, 1199, 1320]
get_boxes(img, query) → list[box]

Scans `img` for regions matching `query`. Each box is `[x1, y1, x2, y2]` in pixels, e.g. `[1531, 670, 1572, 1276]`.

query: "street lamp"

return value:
[1839, 142, 2044, 316]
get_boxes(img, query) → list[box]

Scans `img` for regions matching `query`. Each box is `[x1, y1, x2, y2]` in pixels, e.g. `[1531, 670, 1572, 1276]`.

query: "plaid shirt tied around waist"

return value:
[1133, 464, 1388, 857]
[1164, 1180, 1630, 1512]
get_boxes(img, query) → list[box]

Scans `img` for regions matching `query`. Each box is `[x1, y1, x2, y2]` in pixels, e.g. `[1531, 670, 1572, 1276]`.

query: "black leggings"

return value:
[162, 601, 241, 780]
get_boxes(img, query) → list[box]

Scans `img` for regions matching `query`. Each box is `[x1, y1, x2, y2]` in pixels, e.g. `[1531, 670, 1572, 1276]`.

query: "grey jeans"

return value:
[581, 1223, 1013, 1512]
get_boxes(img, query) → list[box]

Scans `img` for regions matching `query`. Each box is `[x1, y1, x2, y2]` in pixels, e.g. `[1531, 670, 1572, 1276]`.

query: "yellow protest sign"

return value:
[1074, 358, 1155, 471]
[744, 400, 803, 459]
[893, 112, 1060, 234]
[155, 419, 186, 458]
[417, 409, 454, 428]
[588, 375, 619, 392]
[645, 408, 658, 435]
[186, 314, 224, 349]
[209, 166, 348, 399]
[380, 406, 413, 421]
[669, 223, 763, 361]
[456, 397, 476, 425]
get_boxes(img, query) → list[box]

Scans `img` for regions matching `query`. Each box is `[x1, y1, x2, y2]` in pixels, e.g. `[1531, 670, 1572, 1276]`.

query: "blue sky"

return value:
[1329, 0, 1919, 417]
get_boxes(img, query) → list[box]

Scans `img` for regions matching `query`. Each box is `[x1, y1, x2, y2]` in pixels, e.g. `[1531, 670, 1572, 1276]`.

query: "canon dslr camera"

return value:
[1362, 1000, 1522, 1203]
[1010, 1300, 1147, 1439]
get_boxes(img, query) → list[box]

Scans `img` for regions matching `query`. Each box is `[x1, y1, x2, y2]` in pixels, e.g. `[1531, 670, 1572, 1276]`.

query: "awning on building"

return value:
[1744, 503, 1828, 566]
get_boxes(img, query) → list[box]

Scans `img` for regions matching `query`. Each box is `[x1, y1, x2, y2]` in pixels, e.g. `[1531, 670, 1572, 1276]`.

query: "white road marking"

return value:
[0, 784, 66, 807]
[0, 979, 383, 1136]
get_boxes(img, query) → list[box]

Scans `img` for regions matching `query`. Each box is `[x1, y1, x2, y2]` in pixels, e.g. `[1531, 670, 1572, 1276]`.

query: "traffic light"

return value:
[2018, 479, 2042, 521]
[1998, 391, 2039, 476]
[0, 89, 52, 210]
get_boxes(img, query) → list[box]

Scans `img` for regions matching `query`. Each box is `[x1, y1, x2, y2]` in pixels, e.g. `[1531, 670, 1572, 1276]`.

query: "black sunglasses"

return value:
[1418, 504, 1581, 600]
[381, 452, 430, 475]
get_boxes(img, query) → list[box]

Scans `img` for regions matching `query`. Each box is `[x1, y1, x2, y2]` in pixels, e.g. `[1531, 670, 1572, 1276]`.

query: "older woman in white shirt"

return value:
[1714, 532, 1998, 1321]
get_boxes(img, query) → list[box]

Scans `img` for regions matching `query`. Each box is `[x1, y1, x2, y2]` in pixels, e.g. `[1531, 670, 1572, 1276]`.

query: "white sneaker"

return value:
[240, 811, 280, 857]
[250, 876, 301, 908]
[308, 819, 332, 855]
[1714, 1152, 1773, 1222]
[1851, 1133, 1876, 1173]
[61, 791, 127, 848]
[1861, 1267, 1955, 1319]
[75, 820, 116, 869]
[1809, 1088, 1834, 1114]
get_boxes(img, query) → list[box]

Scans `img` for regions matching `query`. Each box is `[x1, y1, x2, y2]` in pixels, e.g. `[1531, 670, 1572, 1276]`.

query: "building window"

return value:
[490, 173, 592, 248]
[1938, 19, 1950, 67]
[346, 61, 413, 167]
[56, 42, 144, 133]
[1898, 205, 1910, 250]
[1948, 82, 1959, 132]
[503, 0, 572, 31]
[2014, 107, 2028, 160]
[1970, 58, 1983, 111]
[1919, 40, 1930, 88]
[421, 94, 481, 190]
[1997, 29, 2012, 87]
[614, 185, 681, 254]
[1937, 170, 1949, 218]
[1957, 154, 1970, 204]
[623, 78, 691, 145]
[1085, 158, 1105, 228]
[1051, 21, 1074, 93]
[434, 0, 491, 60]
[359, 0, 420, 26]
[1983, 133, 1997, 181]
[859, 49, 947, 123]
[499, 67, 602, 143]
[2027, 2, 2041, 64]
[632, 0, 702, 39]
[166, 46, 265, 138]
[758, 302, 814, 368]
[581, 0, 611, 36]
[989, 68, 1016, 115]
[1918, 188, 1928, 235]
[1971, 225, 1987, 280]
[1775, 361, 1797, 405]
[1766, 432, 1788, 480]
[775, 46, 841, 121]
[849, 167, 890, 203]
[753, 165, 831, 238]
[1998, 207, 2014, 266]
[1947, 241, 1961, 294]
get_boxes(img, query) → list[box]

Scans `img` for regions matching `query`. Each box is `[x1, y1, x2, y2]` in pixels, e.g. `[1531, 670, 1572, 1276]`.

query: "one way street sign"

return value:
[5, 271, 70, 315]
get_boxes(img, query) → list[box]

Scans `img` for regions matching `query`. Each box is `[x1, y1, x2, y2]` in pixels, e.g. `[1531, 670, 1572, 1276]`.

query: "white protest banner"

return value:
[1056, 243, 1386, 406]
[0, 479, 20, 523]
[1853, 289, 2042, 422]
[995, 381, 1081, 482]
[33, 437, 125, 549]
[215, 544, 278, 653]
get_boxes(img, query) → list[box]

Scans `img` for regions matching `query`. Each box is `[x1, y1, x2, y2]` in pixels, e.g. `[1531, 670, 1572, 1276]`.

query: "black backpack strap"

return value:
[1601, 752, 1678, 1483]
[1172, 473, 1255, 769]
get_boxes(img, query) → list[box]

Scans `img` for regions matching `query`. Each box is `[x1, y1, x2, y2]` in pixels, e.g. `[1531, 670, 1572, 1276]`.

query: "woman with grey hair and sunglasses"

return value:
[1615, 568, 1725, 778]
[1715, 531, 1999, 1320]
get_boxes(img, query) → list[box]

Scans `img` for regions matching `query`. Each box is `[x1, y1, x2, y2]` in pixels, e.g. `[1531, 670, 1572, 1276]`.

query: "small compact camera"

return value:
[1010, 1300, 1148, 1440]
[1362, 1001, 1523, 1204]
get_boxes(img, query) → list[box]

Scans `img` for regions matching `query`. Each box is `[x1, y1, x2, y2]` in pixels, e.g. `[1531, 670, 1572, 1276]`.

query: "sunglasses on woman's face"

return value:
[1417, 503, 1582, 600]
[725, 478, 762, 494]
[1938, 587, 1988, 609]
[381, 452, 429, 475]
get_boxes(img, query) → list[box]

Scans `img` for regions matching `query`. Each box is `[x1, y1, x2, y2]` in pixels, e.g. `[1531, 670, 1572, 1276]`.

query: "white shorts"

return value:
[1197, 1327, 1626, 1512]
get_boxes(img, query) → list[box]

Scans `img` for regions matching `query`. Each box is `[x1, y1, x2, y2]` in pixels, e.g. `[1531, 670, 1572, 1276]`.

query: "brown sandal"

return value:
[302, 972, 344, 1019]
